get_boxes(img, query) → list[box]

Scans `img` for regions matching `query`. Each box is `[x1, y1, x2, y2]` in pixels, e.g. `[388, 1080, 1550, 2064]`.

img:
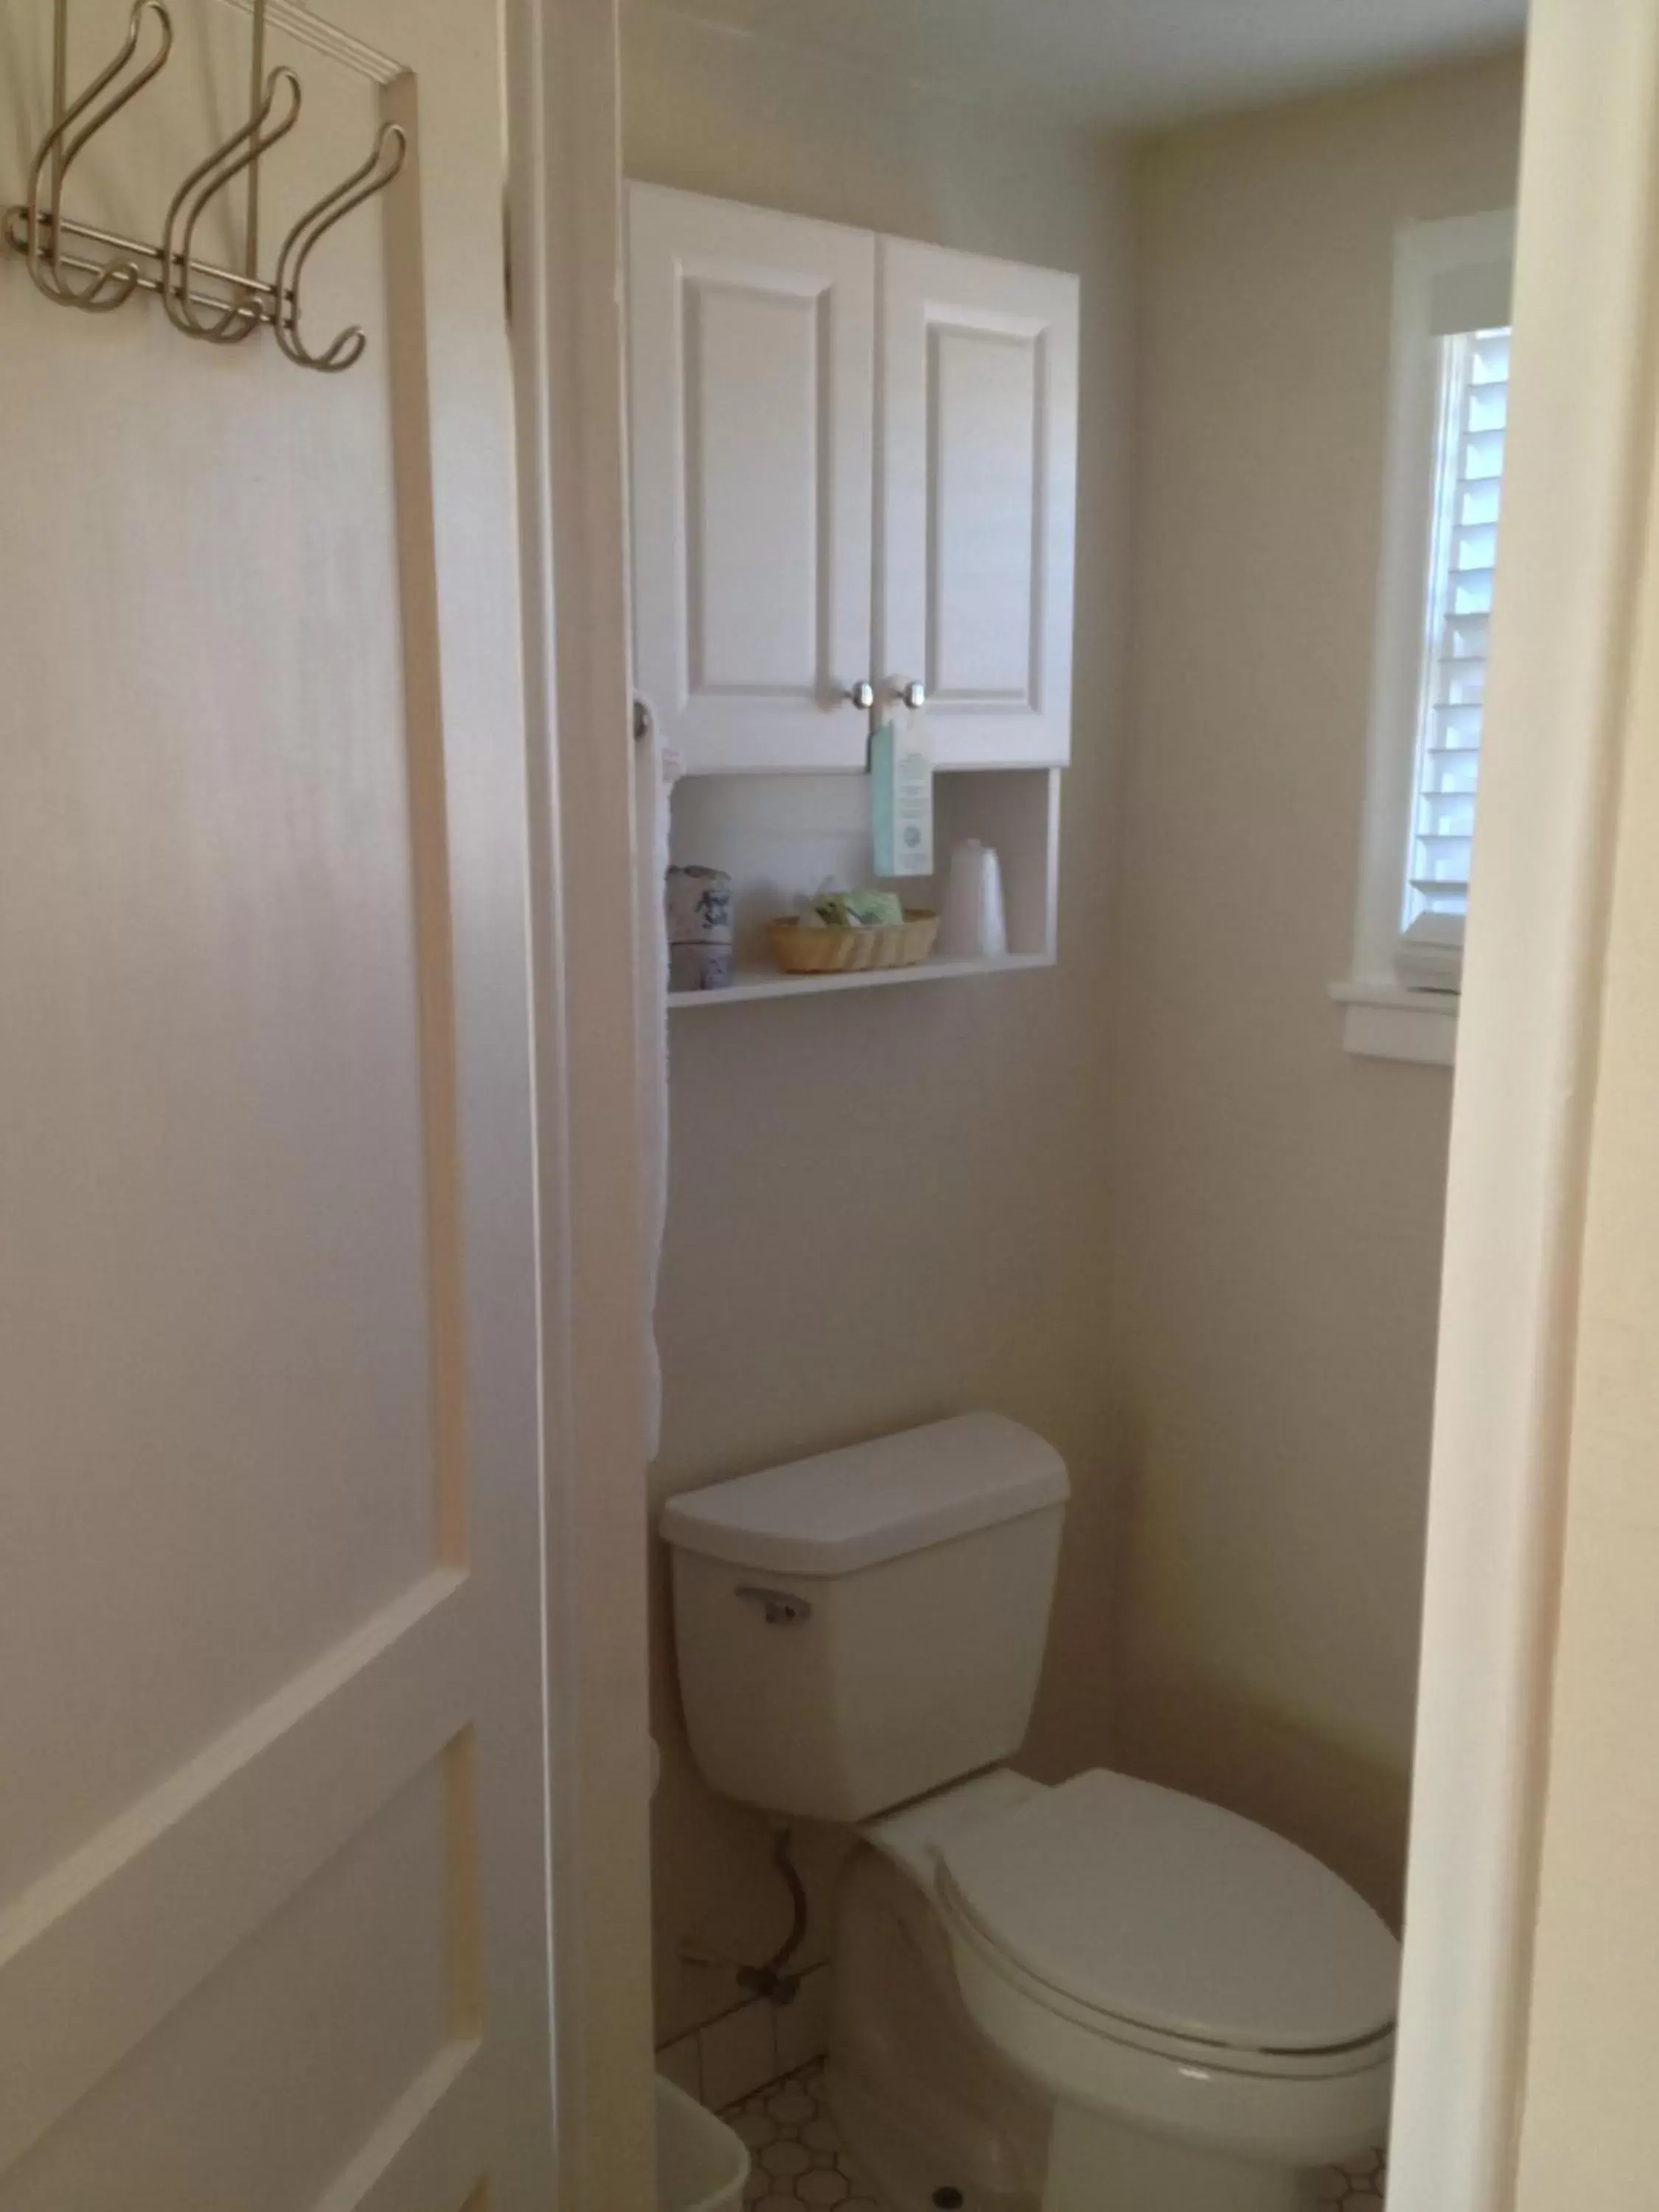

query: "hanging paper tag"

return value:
[870, 701, 934, 878]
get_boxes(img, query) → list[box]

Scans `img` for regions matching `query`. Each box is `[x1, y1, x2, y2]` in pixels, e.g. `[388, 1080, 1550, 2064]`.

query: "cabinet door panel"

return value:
[880, 241, 1079, 766]
[629, 186, 876, 773]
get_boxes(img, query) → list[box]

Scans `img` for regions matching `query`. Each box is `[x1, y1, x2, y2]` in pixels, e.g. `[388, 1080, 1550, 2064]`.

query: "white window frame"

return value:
[1335, 208, 1516, 1066]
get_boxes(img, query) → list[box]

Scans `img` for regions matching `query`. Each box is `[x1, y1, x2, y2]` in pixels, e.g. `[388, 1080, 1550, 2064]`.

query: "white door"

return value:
[627, 184, 876, 774]
[0, 2, 554, 2207]
[878, 239, 1079, 768]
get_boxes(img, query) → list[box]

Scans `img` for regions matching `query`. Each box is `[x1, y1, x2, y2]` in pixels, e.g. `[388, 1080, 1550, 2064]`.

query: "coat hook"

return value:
[161, 66, 300, 343]
[15, 0, 173, 313]
[271, 121, 406, 374]
[4, 0, 409, 370]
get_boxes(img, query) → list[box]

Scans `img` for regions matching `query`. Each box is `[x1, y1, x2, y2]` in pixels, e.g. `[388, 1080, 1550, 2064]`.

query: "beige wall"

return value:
[1113, 55, 1524, 1922]
[631, 10, 1529, 2048]
[623, 1, 1135, 2045]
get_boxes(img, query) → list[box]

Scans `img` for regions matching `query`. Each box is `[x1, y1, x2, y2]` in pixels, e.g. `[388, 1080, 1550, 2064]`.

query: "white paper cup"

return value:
[938, 840, 1008, 960]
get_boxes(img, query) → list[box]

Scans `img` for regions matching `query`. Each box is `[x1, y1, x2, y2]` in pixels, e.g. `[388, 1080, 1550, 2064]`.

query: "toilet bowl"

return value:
[830, 1765, 1394, 2211]
[661, 1416, 1400, 2212]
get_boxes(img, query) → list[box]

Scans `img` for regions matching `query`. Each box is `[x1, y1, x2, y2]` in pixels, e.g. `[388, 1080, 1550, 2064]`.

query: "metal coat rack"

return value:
[2, 0, 406, 371]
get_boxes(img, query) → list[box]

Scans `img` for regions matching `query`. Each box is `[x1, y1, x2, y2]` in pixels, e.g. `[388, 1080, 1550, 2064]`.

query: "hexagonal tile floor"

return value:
[728, 2067, 878, 2209]
[1316, 2144, 1388, 2206]
[726, 2063, 1387, 2211]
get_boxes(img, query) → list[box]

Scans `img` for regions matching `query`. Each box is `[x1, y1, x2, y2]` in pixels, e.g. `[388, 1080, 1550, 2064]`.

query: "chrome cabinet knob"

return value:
[846, 680, 875, 710]
[898, 679, 925, 709]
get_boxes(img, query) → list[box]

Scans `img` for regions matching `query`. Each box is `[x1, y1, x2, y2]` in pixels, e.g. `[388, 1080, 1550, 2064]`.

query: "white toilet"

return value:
[662, 1413, 1399, 2212]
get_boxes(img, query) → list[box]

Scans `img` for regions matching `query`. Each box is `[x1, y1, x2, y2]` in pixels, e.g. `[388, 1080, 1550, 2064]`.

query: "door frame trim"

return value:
[1390, 5, 1659, 2205]
[507, 1, 656, 2203]
[504, 2, 1659, 2205]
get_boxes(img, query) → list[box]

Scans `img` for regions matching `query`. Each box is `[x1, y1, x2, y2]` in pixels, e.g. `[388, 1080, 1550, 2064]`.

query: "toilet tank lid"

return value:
[660, 1413, 1069, 1578]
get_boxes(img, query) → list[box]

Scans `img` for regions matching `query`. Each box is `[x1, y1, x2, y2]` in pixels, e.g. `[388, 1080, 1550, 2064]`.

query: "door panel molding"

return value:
[925, 321, 1048, 708]
[312, 2042, 484, 2212]
[0, 1573, 470, 2170]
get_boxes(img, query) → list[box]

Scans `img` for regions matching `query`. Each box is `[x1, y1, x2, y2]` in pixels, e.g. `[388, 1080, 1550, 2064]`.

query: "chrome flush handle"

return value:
[734, 1585, 814, 1627]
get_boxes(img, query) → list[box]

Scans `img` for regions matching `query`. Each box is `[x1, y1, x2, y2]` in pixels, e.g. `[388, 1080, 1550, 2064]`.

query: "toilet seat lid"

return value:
[939, 1770, 1399, 2055]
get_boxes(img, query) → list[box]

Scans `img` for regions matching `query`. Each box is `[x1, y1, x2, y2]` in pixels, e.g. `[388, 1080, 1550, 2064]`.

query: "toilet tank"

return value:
[661, 1414, 1069, 1823]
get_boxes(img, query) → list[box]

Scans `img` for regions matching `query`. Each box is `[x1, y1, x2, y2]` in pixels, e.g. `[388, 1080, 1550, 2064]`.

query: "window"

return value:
[1402, 321, 1509, 983]
[1338, 210, 1515, 1065]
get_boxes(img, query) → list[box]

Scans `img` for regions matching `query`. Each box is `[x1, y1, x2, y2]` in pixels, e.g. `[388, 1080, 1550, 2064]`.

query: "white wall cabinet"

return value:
[627, 186, 1079, 775]
[879, 240, 1079, 768]
[628, 186, 877, 773]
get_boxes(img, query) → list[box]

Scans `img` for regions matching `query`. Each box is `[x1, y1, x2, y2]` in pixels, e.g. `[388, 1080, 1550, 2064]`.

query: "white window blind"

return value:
[1343, 209, 1513, 1058]
[1399, 324, 1511, 984]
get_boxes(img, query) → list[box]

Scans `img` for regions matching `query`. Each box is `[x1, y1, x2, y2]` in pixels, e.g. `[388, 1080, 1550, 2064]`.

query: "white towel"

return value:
[633, 697, 681, 1462]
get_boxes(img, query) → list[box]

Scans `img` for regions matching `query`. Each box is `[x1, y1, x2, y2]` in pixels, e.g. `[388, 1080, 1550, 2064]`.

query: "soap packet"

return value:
[798, 880, 905, 929]
[815, 888, 905, 928]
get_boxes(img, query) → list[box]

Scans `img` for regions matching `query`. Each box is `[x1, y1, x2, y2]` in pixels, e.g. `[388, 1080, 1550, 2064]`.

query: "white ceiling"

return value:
[641, 0, 1526, 129]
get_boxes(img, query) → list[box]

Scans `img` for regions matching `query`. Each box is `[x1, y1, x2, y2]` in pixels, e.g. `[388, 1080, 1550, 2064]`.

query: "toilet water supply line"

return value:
[735, 1823, 810, 2006]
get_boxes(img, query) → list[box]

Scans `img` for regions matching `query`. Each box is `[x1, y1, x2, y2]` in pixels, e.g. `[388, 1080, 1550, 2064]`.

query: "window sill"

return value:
[1330, 981, 1458, 1066]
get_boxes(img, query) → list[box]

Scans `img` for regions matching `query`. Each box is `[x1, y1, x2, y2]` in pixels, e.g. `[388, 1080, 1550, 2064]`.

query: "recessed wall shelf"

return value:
[670, 949, 1053, 1010]
[667, 767, 1060, 1009]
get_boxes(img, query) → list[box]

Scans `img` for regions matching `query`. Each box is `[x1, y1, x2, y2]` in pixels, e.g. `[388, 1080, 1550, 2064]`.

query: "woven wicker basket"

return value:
[768, 908, 940, 976]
